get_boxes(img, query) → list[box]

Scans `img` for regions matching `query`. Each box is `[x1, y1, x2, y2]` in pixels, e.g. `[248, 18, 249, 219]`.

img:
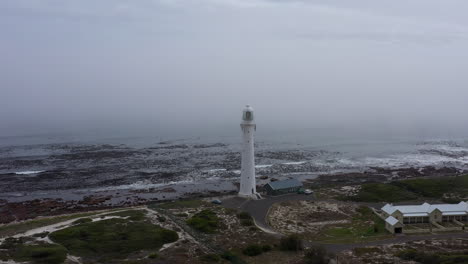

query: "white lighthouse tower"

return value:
[239, 105, 259, 199]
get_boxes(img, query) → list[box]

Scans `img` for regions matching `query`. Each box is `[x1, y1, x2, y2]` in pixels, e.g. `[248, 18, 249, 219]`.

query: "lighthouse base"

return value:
[238, 192, 262, 200]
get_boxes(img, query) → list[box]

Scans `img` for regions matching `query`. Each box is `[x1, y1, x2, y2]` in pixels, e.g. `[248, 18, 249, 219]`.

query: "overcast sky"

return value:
[1, 0, 468, 139]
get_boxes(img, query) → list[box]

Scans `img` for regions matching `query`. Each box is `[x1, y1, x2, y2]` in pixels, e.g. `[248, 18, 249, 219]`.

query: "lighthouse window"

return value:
[244, 111, 253, 121]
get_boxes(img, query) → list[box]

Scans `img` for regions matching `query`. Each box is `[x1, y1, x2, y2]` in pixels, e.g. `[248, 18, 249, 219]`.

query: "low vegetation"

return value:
[186, 209, 220, 233]
[397, 249, 468, 264]
[238, 212, 254, 226]
[343, 183, 417, 202]
[279, 234, 303, 251]
[49, 218, 178, 261]
[315, 206, 389, 243]
[342, 175, 468, 202]
[304, 245, 330, 264]
[0, 238, 67, 264]
[154, 199, 209, 209]
[0, 211, 102, 238]
[242, 244, 273, 257]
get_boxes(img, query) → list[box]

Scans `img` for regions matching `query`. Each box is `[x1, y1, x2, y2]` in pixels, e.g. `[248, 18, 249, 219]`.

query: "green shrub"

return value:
[200, 253, 221, 262]
[240, 219, 254, 226]
[238, 212, 252, 220]
[261, 245, 272, 252]
[186, 210, 219, 233]
[16, 244, 67, 264]
[32, 232, 50, 238]
[249, 226, 259, 232]
[304, 245, 328, 264]
[157, 216, 166, 222]
[242, 244, 263, 256]
[148, 253, 159, 259]
[279, 234, 303, 251]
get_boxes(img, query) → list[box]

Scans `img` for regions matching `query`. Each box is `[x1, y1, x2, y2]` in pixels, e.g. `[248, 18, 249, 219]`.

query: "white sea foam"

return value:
[15, 170, 44, 175]
[255, 164, 273, 168]
[94, 179, 194, 191]
[206, 168, 227, 173]
[282, 161, 306, 165]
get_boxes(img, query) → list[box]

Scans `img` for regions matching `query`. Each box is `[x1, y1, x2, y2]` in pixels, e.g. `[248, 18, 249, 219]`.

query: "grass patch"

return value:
[186, 209, 220, 233]
[49, 218, 178, 261]
[0, 211, 103, 238]
[315, 206, 389, 244]
[0, 239, 67, 264]
[397, 249, 468, 264]
[342, 175, 468, 203]
[394, 175, 468, 199]
[242, 244, 263, 256]
[153, 199, 209, 209]
[341, 183, 417, 202]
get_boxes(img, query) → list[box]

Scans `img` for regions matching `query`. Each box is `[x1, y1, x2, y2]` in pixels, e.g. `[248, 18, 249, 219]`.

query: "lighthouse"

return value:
[239, 105, 259, 199]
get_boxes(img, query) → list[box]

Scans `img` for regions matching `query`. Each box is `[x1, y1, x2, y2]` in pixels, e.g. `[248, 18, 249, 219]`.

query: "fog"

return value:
[1, 0, 468, 140]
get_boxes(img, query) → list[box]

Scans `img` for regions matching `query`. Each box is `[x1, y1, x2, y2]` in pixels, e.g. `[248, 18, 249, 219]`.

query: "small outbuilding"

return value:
[264, 179, 303, 196]
[385, 216, 404, 234]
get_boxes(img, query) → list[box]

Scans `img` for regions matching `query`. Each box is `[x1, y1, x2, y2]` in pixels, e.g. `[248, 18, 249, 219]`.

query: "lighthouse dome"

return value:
[242, 105, 254, 121]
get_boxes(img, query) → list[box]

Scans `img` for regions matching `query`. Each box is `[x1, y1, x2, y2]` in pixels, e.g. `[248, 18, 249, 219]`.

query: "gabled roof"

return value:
[382, 201, 468, 216]
[265, 179, 303, 190]
[385, 216, 399, 226]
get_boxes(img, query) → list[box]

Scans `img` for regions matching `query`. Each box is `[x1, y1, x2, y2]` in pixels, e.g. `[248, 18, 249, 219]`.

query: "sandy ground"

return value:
[268, 200, 357, 235]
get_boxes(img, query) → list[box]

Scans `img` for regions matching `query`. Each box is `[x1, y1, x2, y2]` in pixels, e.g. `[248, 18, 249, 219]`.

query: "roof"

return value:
[265, 179, 303, 190]
[403, 213, 428, 217]
[382, 201, 468, 216]
[442, 212, 467, 216]
[385, 216, 399, 226]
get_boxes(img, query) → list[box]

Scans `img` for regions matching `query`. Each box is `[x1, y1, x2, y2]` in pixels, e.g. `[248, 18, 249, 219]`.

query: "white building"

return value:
[381, 201, 468, 233]
[239, 105, 260, 199]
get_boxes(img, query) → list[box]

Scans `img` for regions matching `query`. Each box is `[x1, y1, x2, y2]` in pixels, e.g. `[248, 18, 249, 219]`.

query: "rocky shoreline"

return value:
[1, 140, 468, 224]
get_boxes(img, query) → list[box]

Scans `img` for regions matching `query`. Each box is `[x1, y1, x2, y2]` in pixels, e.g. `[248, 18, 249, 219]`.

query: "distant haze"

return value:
[1, 0, 468, 140]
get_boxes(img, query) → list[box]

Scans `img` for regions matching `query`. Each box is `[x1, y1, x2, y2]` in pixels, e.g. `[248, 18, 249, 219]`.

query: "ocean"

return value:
[1, 130, 468, 202]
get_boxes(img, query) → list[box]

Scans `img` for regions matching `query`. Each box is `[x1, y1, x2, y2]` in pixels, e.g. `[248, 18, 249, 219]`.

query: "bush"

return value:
[200, 253, 221, 262]
[279, 234, 303, 251]
[157, 216, 166, 222]
[238, 212, 252, 220]
[186, 210, 219, 233]
[242, 244, 263, 256]
[304, 246, 329, 264]
[16, 244, 67, 264]
[32, 232, 50, 238]
[261, 245, 272, 252]
[148, 253, 159, 259]
[240, 219, 254, 226]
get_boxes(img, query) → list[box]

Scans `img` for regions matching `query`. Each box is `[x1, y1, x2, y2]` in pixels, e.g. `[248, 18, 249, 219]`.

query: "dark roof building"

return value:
[264, 179, 303, 196]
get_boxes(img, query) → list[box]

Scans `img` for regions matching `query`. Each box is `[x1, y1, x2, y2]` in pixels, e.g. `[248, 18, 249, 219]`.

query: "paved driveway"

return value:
[222, 193, 315, 233]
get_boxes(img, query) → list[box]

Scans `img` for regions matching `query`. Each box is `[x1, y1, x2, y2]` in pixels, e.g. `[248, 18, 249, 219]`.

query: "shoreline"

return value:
[1, 165, 465, 225]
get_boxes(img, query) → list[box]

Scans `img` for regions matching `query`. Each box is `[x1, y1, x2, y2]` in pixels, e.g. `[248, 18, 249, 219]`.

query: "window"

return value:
[244, 111, 253, 121]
